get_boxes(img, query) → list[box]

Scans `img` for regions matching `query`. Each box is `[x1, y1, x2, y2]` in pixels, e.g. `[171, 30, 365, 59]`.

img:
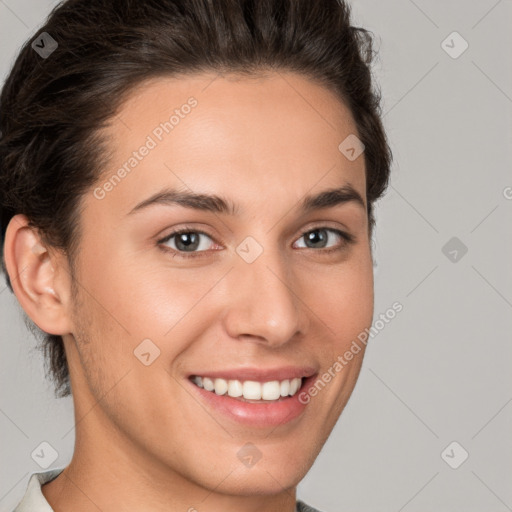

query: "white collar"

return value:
[14, 468, 65, 511]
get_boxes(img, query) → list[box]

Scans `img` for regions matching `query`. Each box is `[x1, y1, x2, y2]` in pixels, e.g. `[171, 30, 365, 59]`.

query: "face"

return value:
[63, 71, 373, 495]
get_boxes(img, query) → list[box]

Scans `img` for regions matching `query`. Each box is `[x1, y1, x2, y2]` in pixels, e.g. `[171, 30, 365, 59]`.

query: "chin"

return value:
[212, 466, 306, 496]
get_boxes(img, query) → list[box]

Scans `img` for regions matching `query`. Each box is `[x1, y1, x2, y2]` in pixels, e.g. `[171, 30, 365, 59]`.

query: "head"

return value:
[1, 0, 391, 497]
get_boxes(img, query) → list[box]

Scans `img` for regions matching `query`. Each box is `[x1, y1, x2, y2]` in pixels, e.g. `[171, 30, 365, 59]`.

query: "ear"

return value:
[3, 214, 73, 335]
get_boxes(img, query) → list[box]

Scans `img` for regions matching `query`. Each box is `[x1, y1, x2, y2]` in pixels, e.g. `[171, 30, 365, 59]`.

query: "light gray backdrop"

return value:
[1, 1, 511, 511]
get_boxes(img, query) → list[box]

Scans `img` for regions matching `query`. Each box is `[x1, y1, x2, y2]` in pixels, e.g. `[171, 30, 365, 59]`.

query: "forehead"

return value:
[93, 71, 366, 217]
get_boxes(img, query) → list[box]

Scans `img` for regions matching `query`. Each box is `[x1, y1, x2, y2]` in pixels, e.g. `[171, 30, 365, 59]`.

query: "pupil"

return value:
[177, 232, 199, 251]
[307, 229, 327, 248]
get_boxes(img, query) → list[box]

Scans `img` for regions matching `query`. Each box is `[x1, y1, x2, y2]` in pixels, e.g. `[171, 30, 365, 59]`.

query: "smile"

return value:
[187, 367, 318, 427]
[190, 375, 303, 402]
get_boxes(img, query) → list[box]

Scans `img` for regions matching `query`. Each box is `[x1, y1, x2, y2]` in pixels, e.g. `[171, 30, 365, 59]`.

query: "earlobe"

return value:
[3, 214, 73, 336]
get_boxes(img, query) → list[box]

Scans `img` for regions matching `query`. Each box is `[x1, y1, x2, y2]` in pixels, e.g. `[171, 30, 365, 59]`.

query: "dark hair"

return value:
[0, 0, 392, 398]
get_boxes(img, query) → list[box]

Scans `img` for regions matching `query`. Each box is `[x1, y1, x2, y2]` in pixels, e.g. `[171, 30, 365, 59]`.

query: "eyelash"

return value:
[157, 225, 356, 260]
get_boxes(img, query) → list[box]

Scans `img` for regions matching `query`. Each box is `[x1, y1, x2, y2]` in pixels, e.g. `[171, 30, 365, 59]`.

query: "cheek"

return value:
[312, 248, 374, 341]
[76, 239, 188, 337]
[340, 263, 374, 340]
[301, 313, 371, 438]
[307, 248, 374, 402]
[80, 232, 374, 353]
[76, 225, 374, 363]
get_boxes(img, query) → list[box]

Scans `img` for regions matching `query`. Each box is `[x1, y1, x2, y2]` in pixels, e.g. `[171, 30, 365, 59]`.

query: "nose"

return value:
[221, 247, 310, 348]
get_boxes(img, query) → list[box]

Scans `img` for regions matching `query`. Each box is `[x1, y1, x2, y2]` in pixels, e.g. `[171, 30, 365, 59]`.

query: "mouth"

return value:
[186, 368, 318, 427]
[189, 375, 305, 403]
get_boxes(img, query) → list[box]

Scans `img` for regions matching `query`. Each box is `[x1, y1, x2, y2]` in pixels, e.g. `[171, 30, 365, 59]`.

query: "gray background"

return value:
[1, 1, 511, 511]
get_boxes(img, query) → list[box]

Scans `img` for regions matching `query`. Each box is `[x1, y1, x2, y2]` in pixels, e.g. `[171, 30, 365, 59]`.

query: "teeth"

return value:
[191, 376, 303, 401]
[228, 379, 243, 397]
[280, 379, 290, 397]
[202, 377, 214, 391]
[262, 381, 281, 400]
[289, 377, 301, 395]
[214, 378, 228, 395]
[243, 380, 262, 400]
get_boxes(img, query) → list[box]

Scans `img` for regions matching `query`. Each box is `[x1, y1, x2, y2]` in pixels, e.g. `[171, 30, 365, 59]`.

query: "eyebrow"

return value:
[127, 184, 366, 216]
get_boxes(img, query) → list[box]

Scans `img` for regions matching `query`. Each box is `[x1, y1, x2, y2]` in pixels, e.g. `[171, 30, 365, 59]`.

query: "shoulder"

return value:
[13, 468, 65, 512]
[296, 499, 325, 512]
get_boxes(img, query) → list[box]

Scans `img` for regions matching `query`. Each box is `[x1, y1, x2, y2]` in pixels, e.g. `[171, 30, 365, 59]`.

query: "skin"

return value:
[5, 71, 373, 511]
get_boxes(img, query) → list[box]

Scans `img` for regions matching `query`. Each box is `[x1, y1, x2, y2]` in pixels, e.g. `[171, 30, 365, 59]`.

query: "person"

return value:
[0, 0, 392, 510]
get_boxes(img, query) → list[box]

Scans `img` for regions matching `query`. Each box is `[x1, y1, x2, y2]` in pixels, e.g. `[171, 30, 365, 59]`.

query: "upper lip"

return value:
[188, 366, 317, 382]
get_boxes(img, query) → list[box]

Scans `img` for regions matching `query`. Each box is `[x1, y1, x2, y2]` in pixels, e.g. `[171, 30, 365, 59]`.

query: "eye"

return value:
[293, 227, 354, 252]
[158, 226, 355, 259]
[158, 228, 218, 257]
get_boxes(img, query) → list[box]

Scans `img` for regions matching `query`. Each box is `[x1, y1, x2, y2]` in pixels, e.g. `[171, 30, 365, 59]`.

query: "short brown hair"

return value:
[0, 0, 392, 397]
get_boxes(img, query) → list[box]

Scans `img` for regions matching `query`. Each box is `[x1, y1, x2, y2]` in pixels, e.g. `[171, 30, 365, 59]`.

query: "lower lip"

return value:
[188, 376, 317, 427]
